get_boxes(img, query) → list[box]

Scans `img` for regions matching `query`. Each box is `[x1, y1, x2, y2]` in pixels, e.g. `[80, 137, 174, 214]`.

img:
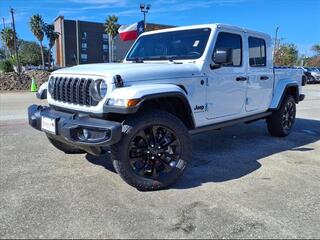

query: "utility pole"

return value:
[10, 8, 21, 74]
[2, 17, 7, 58]
[140, 3, 151, 31]
[273, 26, 279, 57]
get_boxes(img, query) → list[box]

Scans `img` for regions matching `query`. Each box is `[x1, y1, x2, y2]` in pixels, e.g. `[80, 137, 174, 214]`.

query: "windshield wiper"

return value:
[146, 55, 183, 64]
[127, 57, 144, 63]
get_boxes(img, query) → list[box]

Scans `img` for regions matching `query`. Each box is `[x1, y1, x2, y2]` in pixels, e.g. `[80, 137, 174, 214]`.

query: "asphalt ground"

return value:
[0, 85, 319, 238]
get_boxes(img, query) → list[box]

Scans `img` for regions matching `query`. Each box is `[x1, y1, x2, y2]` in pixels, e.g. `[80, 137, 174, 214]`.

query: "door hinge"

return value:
[206, 78, 209, 86]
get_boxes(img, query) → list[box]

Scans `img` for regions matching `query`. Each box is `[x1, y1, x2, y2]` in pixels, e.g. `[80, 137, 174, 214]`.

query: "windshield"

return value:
[126, 28, 211, 61]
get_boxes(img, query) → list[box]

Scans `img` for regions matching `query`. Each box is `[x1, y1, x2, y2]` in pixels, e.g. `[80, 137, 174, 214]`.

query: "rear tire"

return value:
[47, 135, 86, 154]
[110, 111, 191, 191]
[267, 95, 296, 137]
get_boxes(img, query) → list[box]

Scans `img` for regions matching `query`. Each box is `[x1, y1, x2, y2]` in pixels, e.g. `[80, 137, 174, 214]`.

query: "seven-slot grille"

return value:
[51, 77, 98, 106]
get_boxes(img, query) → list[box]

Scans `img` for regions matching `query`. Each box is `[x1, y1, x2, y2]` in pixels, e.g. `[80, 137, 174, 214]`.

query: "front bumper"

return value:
[28, 105, 122, 152]
[299, 94, 305, 102]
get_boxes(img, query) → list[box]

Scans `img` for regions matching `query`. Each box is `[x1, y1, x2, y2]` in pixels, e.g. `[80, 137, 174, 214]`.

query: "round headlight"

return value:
[97, 80, 107, 98]
[48, 77, 55, 94]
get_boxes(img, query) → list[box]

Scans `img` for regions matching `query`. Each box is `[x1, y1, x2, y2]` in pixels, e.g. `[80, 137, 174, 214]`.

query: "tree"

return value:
[274, 43, 298, 66]
[18, 40, 44, 66]
[29, 14, 45, 69]
[311, 44, 320, 56]
[104, 15, 119, 62]
[43, 24, 59, 69]
[0, 47, 5, 60]
[0, 27, 16, 56]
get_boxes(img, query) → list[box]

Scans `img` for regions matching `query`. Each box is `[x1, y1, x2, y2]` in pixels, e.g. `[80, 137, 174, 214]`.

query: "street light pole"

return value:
[273, 26, 279, 57]
[140, 3, 151, 31]
[10, 8, 21, 74]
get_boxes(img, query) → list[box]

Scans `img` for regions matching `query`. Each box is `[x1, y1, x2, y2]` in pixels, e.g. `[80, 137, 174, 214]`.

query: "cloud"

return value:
[67, 0, 127, 9]
[113, 0, 247, 17]
[68, 0, 125, 4]
[2, 10, 29, 27]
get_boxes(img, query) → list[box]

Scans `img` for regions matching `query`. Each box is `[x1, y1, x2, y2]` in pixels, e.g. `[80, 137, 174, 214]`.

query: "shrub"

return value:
[0, 60, 14, 72]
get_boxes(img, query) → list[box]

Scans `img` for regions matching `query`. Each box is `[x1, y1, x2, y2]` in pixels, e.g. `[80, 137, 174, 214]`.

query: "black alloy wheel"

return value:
[110, 111, 191, 191]
[128, 125, 182, 181]
[282, 100, 295, 134]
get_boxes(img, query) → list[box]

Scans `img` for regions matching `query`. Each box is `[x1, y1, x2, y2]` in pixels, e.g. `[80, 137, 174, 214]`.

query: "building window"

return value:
[81, 32, 87, 40]
[81, 54, 87, 61]
[103, 54, 107, 63]
[248, 37, 266, 67]
[103, 44, 108, 52]
[81, 43, 87, 50]
[103, 33, 108, 40]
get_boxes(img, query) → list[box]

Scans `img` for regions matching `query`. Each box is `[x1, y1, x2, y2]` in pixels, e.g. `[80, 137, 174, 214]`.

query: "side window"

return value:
[248, 37, 266, 67]
[213, 32, 242, 67]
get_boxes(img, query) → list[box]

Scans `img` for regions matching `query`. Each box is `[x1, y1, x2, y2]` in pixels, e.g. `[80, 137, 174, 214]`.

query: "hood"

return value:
[52, 63, 203, 83]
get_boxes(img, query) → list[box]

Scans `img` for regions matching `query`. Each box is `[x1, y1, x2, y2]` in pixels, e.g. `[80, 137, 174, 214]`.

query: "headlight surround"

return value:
[97, 80, 107, 98]
[91, 79, 108, 101]
[48, 77, 55, 95]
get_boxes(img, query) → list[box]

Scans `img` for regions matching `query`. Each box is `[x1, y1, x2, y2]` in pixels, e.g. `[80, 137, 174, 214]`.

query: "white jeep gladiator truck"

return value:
[28, 24, 305, 190]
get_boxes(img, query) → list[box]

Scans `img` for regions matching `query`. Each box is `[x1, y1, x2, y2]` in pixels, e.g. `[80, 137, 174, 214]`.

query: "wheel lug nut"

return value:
[151, 156, 155, 159]
[158, 153, 161, 156]
[151, 145, 154, 148]
[158, 146, 161, 149]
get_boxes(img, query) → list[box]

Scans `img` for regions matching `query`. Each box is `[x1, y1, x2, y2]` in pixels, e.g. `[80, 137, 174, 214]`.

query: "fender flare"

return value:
[104, 84, 192, 115]
[269, 82, 299, 110]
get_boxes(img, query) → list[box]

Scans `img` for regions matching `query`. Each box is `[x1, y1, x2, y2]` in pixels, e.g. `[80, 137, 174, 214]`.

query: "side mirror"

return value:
[210, 48, 232, 69]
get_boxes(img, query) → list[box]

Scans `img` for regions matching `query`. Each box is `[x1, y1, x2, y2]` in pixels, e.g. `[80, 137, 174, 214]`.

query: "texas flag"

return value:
[118, 21, 145, 41]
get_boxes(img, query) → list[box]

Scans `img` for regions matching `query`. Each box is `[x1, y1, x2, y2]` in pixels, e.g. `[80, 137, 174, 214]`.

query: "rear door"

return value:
[206, 31, 247, 119]
[245, 35, 273, 112]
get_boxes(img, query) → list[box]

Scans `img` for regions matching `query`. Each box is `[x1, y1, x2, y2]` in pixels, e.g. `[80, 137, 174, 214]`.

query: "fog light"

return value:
[83, 129, 90, 140]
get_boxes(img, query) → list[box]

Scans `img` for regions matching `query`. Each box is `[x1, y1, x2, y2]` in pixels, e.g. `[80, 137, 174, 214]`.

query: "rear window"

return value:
[248, 37, 266, 67]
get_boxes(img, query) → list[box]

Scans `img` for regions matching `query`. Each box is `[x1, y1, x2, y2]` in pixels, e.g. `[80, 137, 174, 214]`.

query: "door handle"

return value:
[236, 76, 248, 81]
[260, 76, 269, 80]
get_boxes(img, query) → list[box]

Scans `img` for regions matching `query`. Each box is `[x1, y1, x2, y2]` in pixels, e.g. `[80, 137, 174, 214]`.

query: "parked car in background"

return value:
[308, 67, 320, 83]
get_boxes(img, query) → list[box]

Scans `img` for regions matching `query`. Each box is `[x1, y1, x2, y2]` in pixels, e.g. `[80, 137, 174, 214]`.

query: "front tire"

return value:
[267, 95, 296, 137]
[110, 111, 191, 191]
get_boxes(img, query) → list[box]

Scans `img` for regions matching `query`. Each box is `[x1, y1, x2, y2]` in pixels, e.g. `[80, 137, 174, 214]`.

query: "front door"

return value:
[206, 31, 247, 119]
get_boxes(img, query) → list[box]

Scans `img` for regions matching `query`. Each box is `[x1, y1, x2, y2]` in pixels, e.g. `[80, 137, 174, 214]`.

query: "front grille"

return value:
[51, 77, 97, 106]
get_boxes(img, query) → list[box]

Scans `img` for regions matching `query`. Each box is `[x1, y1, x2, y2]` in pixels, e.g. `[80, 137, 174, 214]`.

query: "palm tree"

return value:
[104, 15, 119, 62]
[29, 14, 45, 69]
[44, 24, 59, 69]
[0, 27, 16, 56]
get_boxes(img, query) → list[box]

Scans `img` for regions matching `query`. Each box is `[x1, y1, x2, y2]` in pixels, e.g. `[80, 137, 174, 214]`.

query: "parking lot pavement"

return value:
[0, 86, 319, 239]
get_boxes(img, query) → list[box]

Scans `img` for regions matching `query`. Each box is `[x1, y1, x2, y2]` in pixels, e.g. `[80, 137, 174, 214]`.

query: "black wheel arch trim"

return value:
[272, 83, 300, 110]
[103, 91, 196, 128]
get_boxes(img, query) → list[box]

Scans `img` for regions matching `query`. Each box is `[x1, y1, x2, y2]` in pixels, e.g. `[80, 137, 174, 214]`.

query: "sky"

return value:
[1, 0, 319, 56]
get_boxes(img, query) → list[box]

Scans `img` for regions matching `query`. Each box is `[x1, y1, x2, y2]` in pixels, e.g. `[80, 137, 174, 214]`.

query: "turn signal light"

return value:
[127, 99, 140, 107]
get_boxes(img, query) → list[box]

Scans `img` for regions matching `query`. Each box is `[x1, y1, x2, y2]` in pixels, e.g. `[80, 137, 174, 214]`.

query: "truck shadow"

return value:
[174, 117, 320, 189]
[85, 118, 320, 190]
